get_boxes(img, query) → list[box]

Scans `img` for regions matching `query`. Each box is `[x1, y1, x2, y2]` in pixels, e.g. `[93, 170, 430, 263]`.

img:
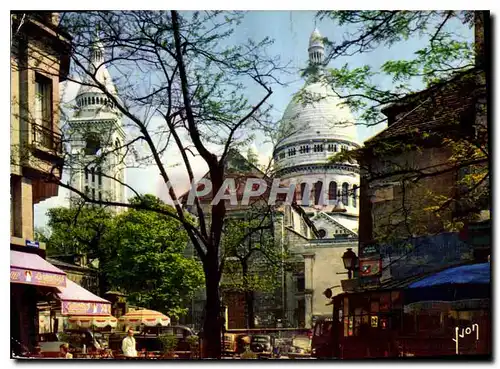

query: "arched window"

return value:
[342, 182, 349, 206]
[92, 96, 95, 105]
[300, 183, 308, 204]
[101, 97, 104, 104]
[352, 185, 358, 208]
[314, 181, 323, 205]
[328, 182, 337, 201]
[334, 144, 337, 152]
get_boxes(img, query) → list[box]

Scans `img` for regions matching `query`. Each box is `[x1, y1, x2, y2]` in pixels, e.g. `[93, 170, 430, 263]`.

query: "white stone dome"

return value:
[276, 81, 359, 151]
[309, 28, 323, 49]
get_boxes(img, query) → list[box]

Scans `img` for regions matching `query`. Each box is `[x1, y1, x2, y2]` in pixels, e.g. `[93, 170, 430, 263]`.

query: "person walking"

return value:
[122, 329, 138, 358]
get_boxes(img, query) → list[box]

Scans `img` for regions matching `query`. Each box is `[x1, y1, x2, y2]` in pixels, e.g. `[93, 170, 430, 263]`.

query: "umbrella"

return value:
[118, 309, 170, 328]
[67, 315, 118, 329]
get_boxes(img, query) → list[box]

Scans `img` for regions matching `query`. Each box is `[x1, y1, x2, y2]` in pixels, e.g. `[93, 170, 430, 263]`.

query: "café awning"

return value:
[10, 250, 66, 288]
[57, 279, 112, 316]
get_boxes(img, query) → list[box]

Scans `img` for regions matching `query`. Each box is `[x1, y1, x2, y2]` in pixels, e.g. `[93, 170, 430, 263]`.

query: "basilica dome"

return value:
[273, 28, 359, 172]
[276, 81, 359, 150]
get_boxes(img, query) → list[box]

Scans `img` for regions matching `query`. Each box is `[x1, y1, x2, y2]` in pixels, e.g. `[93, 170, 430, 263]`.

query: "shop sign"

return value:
[10, 267, 66, 288]
[359, 259, 382, 277]
[359, 243, 380, 258]
[62, 301, 111, 316]
[452, 324, 479, 355]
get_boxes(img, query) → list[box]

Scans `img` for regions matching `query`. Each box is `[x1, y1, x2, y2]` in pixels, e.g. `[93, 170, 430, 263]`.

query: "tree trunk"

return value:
[202, 255, 222, 359]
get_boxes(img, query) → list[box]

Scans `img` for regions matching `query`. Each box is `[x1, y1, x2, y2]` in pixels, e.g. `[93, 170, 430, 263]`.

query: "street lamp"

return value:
[342, 248, 358, 279]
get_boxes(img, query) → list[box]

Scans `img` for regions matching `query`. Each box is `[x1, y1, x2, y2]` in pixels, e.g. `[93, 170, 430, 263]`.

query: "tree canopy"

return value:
[42, 195, 204, 317]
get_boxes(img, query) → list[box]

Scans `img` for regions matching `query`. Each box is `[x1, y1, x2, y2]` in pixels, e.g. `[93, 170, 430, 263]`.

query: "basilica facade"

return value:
[273, 28, 360, 328]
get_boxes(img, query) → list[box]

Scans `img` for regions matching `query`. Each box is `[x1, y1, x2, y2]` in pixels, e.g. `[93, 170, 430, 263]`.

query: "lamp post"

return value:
[342, 248, 358, 279]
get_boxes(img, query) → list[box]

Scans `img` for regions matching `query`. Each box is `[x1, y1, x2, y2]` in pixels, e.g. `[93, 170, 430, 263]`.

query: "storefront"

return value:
[11, 250, 67, 352]
[330, 262, 491, 359]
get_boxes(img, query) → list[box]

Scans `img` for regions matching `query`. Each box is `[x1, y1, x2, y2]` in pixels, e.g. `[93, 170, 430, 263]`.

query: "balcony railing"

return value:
[32, 123, 62, 154]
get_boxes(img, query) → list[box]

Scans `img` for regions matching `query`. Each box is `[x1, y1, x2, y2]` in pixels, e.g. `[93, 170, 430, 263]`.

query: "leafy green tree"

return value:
[105, 195, 204, 318]
[42, 205, 114, 296]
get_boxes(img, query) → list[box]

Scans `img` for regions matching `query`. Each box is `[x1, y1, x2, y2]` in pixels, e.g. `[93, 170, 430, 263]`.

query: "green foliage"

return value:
[43, 205, 114, 258]
[42, 195, 204, 319]
[159, 334, 178, 354]
[220, 209, 282, 295]
[106, 196, 204, 318]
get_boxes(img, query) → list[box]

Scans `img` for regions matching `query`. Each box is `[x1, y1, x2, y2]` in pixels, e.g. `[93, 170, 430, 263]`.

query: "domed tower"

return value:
[273, 28, 360, 236]
[67, 37, 126, 211]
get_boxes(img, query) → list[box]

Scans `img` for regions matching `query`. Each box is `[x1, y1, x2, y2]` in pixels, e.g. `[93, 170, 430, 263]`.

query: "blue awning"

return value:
[409, 263, 490, 288]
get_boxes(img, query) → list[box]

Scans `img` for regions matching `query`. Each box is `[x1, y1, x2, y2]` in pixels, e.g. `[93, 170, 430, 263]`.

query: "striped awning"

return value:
[118, 309, 170, 327]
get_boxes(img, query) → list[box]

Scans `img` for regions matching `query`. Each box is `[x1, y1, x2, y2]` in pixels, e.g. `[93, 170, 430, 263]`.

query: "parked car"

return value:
[250, 335, 274, 358]
[288, 335, 312, 359]
[223, 333, 247, 357]
[311, 316, 333, 358]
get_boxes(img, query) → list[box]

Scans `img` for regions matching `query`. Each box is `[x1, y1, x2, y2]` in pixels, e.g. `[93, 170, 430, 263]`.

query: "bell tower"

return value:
[67, 37, 126, 211]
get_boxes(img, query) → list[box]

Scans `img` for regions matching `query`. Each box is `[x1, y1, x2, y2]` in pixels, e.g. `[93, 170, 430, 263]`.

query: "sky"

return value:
[33, 10, 473, 229]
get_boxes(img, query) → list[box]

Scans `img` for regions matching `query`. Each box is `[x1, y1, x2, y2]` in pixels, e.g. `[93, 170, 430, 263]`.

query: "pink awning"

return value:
[57, 279, 111, 316]
[10, 250, 66, 288]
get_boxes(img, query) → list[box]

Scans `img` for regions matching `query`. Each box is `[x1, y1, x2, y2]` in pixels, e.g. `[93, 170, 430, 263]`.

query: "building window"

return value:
[300, 183, 308, 203]
[91, 167, 95, 183]
[34, 73, 53, 148]
[288, 147, 296, 156]
[314, 181, 323, 205]
[296, 274, 305, 292]
[328, 182, 337, 200]
[342, 182, 349, 206]
[97, 167, 102, 185]
[84, 168, 89, 183]
[313, 144, 324, 153]
[34, 73, 52, 128]
[98, 191, 102, 202]
[352, 185, 358, 208]
[318, 229, 327, 239]
[92, 188, 95, 200]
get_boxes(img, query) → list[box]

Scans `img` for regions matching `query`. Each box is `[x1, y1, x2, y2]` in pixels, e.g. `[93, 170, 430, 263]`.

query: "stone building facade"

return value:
[10, 12, 72, 351]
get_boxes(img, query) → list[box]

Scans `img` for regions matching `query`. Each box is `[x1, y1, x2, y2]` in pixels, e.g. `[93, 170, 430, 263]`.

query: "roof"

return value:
[11, 251, 65, 275]
[368, 68, 484, 144]
[46, 257, 96, 273]
[57, 279, 109, 304]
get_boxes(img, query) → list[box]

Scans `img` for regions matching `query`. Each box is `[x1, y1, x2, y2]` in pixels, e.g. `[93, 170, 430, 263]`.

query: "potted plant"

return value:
[240, 346, 258, 360]
[187, 335, 200, 359]
[159, 334, 178, 359]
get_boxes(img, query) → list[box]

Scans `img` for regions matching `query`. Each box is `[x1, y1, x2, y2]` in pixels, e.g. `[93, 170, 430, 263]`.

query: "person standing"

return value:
[122, 329, 138, 358]
[59, 344, 73, 359]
